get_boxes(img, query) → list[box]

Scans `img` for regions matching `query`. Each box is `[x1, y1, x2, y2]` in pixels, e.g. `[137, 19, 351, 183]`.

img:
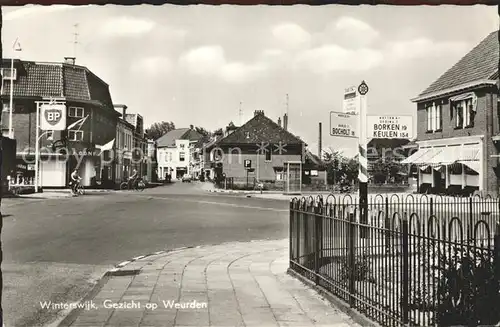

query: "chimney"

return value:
[283, 113, 288, 131]
[318, 122, 322, 158]
[64, 57, 76, 65]
[278, 117, 282, 127]
[121, 105, 127, 118]
[254, 110, 264, 117]
[190, 124, 194, 130]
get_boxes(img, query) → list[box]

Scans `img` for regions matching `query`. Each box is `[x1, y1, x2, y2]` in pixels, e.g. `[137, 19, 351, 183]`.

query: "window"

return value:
[46, 130, 54, 140]
[276, 172, 284, 181]
[69, 106, 84, 118]
[426, 103, 442, 132]
[68, 130, 84, 141]
[265, 148, 272, 161]
[2, 103, 10, 112]
[1, 68, 17, 80]
[180, 152, 185, 162]
[454, 98, 475, 129]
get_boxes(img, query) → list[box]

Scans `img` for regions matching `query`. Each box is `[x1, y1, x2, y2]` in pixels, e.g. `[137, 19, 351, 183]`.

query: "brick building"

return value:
[0, 57, 118, 188]
[403, 31, 499, 195]
[206, 110, 306, 185]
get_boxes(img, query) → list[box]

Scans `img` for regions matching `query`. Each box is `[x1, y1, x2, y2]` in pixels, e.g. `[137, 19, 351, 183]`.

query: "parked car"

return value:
[182, 174, 192, 183]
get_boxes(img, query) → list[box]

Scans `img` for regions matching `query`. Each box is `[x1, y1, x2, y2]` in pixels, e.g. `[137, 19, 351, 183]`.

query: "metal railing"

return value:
[289, 193, 500, 327]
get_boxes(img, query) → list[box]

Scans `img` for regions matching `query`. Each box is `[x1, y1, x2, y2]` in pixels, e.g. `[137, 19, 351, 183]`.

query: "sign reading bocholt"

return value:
[40, 103, 67, 131]
[330, 111, 357, 138]
[367, 115, 413, 139]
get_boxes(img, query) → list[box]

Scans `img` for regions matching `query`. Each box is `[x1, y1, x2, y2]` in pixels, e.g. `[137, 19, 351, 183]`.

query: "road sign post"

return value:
[357, 81, 369, 240]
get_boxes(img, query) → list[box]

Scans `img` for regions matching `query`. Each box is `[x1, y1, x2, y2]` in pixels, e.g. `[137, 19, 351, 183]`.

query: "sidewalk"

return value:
[59, 240, 360, 327]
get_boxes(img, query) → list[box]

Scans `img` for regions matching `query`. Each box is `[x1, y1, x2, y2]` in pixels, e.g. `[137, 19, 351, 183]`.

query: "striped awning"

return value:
[449, 92, 475, 102]
[401, 144, 480, 166]
[459, 160, 481, 172]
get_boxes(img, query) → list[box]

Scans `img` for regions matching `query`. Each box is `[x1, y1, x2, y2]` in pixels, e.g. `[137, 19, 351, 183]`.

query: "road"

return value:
[1, 182, 289, 327]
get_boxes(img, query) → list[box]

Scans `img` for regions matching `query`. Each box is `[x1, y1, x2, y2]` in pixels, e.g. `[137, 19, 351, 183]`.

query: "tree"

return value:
[145, 121, 175, 140]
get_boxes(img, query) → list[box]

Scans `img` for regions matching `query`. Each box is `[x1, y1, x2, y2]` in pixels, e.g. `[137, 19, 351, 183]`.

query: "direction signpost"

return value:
[367, 115, 413, 139]
[330, 111, 357, 138]
[357, 81, 369, 239]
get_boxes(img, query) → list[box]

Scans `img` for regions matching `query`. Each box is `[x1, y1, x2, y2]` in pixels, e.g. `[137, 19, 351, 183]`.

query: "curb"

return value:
[287, 268, 380, 327]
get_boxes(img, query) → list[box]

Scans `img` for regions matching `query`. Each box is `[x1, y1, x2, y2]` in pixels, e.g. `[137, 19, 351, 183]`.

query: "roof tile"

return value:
[419, 31, 498, 97]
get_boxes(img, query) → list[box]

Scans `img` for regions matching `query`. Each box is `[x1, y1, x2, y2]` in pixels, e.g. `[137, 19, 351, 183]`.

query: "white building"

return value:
[156, 127, 202, 181]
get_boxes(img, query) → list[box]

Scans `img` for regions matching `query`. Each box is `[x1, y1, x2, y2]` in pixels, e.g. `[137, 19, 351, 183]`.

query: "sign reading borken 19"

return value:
[367, 115, 413, 139]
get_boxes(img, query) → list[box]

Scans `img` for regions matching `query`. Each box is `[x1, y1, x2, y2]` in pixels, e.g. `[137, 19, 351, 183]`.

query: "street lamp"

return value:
[9, 38, 22, 139]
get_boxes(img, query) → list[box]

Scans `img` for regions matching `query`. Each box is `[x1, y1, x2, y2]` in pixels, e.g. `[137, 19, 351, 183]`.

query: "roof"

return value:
[155, 128, 203, 147]
[213, 112, 305, 146]
[1, 59, 114, 110]
[417, 31, 498, 99]
[305, 150, 325, 167]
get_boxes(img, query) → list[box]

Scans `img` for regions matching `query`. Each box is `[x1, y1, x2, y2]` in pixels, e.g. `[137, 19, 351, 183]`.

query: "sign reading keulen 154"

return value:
[367, 115, 413, 139]
[330, 111, 357, 138]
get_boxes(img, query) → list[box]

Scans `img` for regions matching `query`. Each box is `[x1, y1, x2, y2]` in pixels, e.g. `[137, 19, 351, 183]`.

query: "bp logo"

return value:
[44, 109, 63, 125]
[40, 104, 67, 131]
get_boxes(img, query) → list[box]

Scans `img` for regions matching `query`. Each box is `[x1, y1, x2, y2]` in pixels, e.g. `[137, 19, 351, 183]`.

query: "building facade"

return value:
[206, 110, 306, 185]
[156, 127, 202, 181]
[124, 113, 147, 177]
[1, 57, 118, 188]
[403, 31, 499, 195]
[114, 104, 134, 183]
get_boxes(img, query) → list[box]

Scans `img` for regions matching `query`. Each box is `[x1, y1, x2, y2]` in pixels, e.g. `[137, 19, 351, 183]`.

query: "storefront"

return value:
[402, 136, 482, 194]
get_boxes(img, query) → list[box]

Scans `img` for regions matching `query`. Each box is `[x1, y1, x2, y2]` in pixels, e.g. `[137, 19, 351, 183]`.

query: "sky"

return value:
[2, 4, 498, 157]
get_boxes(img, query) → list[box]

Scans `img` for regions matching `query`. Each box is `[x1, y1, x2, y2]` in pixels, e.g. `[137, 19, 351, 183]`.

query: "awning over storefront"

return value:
[449, 92, 475, 102]
[401, 144, 480, 168]
[458, 160, 481, 172]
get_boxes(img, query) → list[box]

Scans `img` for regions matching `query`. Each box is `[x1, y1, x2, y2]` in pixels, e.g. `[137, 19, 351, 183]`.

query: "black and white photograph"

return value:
[0, 2, 500, 327]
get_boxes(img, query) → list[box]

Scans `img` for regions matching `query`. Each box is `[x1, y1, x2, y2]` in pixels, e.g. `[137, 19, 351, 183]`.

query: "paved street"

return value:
[63, 240, 358, 327]
[1, 182, 290, 327]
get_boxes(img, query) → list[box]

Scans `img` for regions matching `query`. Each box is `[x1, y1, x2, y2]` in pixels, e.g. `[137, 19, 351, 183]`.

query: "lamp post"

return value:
[9, 38, 22, 139]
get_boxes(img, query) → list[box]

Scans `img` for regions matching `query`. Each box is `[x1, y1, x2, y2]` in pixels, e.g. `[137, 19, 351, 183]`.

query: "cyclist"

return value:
[70, 169, 82, 194]
[128, 168, 138, 189]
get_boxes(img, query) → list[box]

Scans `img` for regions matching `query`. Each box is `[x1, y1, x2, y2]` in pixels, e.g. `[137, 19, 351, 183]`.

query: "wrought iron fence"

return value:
[289, 193, 500, 327]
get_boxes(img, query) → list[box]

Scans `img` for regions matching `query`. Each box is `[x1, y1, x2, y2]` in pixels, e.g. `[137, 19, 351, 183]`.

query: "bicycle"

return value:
[70, 181, 85, 196]
[120, 178, 145, 191]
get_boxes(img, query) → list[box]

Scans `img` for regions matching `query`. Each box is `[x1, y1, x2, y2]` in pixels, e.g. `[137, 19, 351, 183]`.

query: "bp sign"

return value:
[40, 103, 66, 131]
[330, 111, 357, 138]
[367, 115, 413, 139]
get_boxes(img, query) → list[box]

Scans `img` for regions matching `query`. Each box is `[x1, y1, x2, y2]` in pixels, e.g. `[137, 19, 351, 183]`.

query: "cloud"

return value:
[179, 46, 226, 75]
[271, 23, 312, 50]
[295, 45, 384, 74]
[3, 5, 77, 21]
[386, 38, 469, 61]
[324, 16, 379, 48]
[100, 16, 155, 37]
[131, 56, 172, 75]
[179, 46, 266, 83]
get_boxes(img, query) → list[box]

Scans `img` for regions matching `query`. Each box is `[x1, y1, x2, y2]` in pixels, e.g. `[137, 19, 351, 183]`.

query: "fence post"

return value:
[348, 210, 356, 307]
[429, 197, 434, 218]
[401, 213, 409, 325]
[297, 202, 301, 267]
[385, 196, 390, 253]
[314, 203, 323, 285]
[468, 196, 473, 240]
